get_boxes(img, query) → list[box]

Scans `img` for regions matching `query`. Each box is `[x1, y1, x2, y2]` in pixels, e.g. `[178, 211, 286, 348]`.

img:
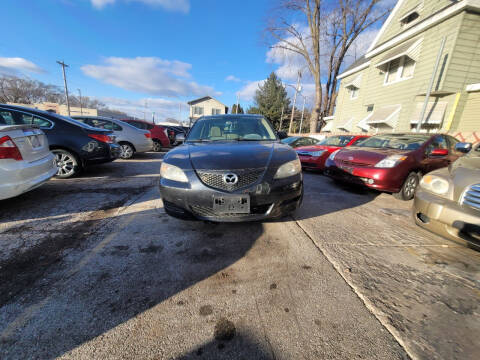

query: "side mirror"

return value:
[429, 148, 449, 157]
[277, 131, 288, 140]
[175, 133, 185, 143]
[455, 142, 472, 153]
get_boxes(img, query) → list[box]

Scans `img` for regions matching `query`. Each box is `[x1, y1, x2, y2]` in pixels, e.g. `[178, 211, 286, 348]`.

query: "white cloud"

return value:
[82, 57, 218, 98]
[225, 75, 241, 82]
[0, 57, 45, 75]
[91, 0, 190, 13]
[237, 80, 265, 101]
[101, 96, 188, 121]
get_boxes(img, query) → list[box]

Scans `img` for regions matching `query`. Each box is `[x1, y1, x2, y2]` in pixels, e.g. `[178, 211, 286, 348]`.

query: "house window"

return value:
[366, 104, 374, 112]
[350, 87, 359, 99]
[193, 106, 204, 115]
[384, 56, 415, 85]
[401, 11, 419, 26]
[211, 108, 221, 115]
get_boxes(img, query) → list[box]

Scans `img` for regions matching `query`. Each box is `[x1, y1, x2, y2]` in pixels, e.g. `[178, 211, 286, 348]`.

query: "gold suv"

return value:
[413, 142, 480, 250]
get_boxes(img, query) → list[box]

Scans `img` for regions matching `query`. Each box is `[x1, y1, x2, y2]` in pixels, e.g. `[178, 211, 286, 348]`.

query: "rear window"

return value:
[356, 134, 430, 150]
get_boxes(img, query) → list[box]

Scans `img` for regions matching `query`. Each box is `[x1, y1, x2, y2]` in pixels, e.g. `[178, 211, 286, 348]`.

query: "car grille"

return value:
[196, 168, 265, 192]
[462, 184, 480, 211]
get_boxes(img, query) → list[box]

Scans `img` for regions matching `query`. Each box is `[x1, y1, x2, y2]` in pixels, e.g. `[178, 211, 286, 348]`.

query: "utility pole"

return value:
[299, 96, 306, 134]
[416, 36, 446, 132]
[279, 105, 284, 131]
[57, 60, 70, 116]
[77, 89, 83, 115]
[288, 71, 302, 134]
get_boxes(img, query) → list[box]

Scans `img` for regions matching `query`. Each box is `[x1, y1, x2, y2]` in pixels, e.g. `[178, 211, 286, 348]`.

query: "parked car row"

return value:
[294, 133, 479, 249]
[0, 104, 181, 200]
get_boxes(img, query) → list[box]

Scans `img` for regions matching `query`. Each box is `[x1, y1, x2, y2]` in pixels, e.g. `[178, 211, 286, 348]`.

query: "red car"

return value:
[121, 119, 170, 152]
[296, 135, 370, 171]
[325, 133, 462, 200]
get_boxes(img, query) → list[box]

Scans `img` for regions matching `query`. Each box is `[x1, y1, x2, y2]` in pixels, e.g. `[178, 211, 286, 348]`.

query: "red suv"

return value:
[296, 135, 369, 171]
[121, 119, 170, 152]
[325, 133, 462, 200]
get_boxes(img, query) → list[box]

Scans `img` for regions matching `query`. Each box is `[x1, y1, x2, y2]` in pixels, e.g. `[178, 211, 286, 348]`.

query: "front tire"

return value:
[393, 172, 420, 201]
[120, 143, 135, 159]
[52, 149, 81, 178]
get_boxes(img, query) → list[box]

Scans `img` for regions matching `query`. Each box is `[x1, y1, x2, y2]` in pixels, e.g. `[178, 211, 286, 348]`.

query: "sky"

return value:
[1, 0, 393, 121]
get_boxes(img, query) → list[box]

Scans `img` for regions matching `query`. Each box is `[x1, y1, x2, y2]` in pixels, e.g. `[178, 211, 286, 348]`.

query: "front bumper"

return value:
[324, 159, 404, 193]
[298, 153, 329, 171]
[413, 189, 480, 249]
[159, 171, 303, 222]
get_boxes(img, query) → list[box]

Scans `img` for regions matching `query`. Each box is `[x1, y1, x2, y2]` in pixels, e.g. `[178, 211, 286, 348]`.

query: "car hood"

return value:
[431, 154, 480, 200]
[164, 141, 297, 170]
[296, 145, 339, 153]
[335, 147, 411, 166]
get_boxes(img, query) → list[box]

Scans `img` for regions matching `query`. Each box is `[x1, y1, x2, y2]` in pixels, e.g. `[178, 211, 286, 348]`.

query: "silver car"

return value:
[0, 122, 57, 200]
[73, 116, 153, 159]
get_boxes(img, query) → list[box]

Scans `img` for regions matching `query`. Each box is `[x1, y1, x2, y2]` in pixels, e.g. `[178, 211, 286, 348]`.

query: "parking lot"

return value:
[0, 152, 479, 360]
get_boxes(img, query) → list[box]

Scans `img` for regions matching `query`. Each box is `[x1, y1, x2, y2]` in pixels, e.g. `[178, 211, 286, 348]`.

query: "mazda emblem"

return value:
[223, 173, 238, 185]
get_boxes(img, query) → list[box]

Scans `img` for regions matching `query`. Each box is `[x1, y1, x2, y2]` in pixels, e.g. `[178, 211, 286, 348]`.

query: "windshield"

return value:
[355, 134, 430, 150]
[281, 137, 299, 144]
[187, 116, 277, 142]
[318, 135, 354, 147]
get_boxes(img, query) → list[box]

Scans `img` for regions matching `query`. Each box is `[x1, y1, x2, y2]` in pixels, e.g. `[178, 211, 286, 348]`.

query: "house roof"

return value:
[337, 56, 371, 80]
[187, 96, 226, 107]
[343, 56, 369, 74]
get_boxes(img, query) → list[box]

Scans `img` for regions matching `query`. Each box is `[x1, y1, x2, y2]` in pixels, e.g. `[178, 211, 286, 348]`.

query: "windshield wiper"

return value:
[188, 138, 211, 143]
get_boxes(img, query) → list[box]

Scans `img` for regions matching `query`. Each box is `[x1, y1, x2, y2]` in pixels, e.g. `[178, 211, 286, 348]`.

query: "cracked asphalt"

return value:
[0, 152, 478, 359]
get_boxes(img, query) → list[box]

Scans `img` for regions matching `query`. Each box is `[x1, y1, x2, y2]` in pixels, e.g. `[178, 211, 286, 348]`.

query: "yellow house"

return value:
[330, 0, 480, 136]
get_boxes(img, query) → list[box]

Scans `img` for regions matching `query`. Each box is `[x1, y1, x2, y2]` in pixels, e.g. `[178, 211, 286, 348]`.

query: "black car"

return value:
[0, 104, 121, 178]
[281, 136, 320, 148]
[159, 114, 303, 222]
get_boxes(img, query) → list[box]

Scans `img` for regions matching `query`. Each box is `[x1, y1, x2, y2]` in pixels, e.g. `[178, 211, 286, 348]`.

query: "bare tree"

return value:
[0, 75, 105, 109]
[266, 0, 390, 132]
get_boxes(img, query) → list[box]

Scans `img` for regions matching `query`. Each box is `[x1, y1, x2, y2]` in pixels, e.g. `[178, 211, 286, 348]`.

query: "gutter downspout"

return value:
[416, 36, 447, 132]
[444, 92, 462, 132]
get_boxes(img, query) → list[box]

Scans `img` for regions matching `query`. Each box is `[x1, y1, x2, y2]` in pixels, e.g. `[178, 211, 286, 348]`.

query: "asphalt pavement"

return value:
[0, 152, 478, 360]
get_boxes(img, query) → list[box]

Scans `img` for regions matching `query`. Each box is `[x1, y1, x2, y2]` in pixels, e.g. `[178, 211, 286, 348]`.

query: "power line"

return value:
[56, 60, 71, 116]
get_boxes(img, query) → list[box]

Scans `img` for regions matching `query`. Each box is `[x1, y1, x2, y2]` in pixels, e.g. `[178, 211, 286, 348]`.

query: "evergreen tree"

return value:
[231, 104, 245, 114]
[251, 72, 290, 129]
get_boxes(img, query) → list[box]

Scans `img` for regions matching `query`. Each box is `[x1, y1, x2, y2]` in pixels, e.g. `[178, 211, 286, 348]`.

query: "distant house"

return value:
[330, 0, 480, 134]
[188, 96, 228, 123]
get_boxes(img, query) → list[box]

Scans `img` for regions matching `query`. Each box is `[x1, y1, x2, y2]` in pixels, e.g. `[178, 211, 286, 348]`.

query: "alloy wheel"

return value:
[54, 151, 77, 178]
[404, 175, 418, 199]
[120, 144, 134, 159]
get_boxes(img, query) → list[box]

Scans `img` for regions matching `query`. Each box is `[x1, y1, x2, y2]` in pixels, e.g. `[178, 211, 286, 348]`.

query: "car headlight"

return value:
[420, 175, 450, 195]
[160, 162, 188, 183]
[374, 155, 407, 168]
[274, 159, 301, 179]
[328, 150, 340, 161]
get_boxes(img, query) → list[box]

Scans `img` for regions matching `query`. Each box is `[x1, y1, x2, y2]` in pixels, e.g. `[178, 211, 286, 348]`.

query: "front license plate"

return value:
[213, 195, 250, 214]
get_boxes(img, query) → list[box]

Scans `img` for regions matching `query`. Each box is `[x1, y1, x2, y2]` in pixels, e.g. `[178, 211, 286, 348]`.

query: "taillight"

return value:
[0, 135, 23, 161]
[144, 133, 151, 138]
[88, 134, 113, 144]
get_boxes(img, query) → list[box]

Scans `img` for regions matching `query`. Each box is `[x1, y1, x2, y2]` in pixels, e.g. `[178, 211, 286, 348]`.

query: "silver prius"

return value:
[73, 116, 153, 159]
[0, 123, 57, 200]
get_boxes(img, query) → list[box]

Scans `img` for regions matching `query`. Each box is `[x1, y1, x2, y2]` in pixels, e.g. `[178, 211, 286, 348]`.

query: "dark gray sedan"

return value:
[159, 114, 303, 222]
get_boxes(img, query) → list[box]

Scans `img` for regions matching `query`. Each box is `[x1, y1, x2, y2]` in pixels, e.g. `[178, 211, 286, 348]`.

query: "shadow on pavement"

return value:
[176, 331, 272, 360]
